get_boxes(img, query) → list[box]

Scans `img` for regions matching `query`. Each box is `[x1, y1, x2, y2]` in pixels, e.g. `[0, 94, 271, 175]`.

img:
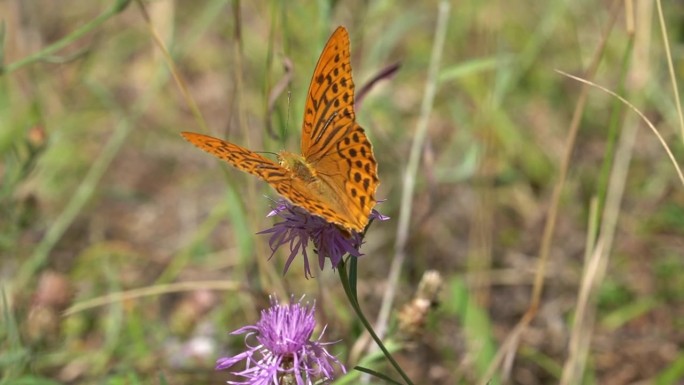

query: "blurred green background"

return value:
[2, 0, 684, 384]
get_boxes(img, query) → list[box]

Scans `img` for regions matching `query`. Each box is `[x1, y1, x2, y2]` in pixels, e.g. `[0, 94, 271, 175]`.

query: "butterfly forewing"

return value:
[181, 132, 287, 181]
[301, 27, 357, 162]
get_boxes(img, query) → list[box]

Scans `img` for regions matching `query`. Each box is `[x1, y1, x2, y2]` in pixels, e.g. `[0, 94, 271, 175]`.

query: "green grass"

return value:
[2, 1, 684, 384]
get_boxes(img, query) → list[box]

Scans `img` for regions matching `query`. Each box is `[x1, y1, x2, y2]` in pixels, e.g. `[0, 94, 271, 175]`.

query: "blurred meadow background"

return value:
[3, 0, 684, 384]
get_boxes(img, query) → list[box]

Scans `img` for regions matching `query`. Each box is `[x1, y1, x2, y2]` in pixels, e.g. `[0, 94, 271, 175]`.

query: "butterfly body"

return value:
[278, 151, 318, 184]
[182, 27, 378, 233]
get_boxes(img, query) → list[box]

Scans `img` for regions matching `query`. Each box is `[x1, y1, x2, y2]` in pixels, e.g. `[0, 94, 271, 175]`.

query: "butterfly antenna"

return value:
[285, 90, 292, 136]
[254, 151, 280, 159]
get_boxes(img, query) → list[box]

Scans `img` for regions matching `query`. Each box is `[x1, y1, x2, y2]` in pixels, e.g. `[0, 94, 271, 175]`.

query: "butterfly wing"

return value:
[312, 122, 379, 232]
[299, 26, 379, 231]
[301, 26, 356, 162]
[182, 132, 285, 179]
[181, 132, 355, 225]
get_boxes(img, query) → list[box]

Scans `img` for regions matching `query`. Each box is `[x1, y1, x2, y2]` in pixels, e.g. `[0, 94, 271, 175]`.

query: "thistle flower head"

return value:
[216, 295, 344, 385]
[258, 200, 389, 278]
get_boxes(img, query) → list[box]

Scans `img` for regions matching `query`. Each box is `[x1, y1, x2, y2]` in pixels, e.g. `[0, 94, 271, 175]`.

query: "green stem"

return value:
[337, 260, 414, 385]
[2, 0, 131, 75]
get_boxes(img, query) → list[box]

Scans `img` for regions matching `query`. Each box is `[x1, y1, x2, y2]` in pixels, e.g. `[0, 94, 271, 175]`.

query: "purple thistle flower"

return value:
[258, 200, 389, 278]
[216, 295, 345, 385]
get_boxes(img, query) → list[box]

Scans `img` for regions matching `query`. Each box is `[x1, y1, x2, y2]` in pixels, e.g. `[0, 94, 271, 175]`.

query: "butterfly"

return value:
[182, 26, 379, 233]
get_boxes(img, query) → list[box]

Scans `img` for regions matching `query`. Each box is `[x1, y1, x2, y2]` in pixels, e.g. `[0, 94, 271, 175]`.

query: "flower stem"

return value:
[337, 260, 414, 385]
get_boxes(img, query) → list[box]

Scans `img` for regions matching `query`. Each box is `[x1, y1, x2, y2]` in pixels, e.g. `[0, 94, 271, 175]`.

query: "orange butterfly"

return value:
[182, 26, 379, 233]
